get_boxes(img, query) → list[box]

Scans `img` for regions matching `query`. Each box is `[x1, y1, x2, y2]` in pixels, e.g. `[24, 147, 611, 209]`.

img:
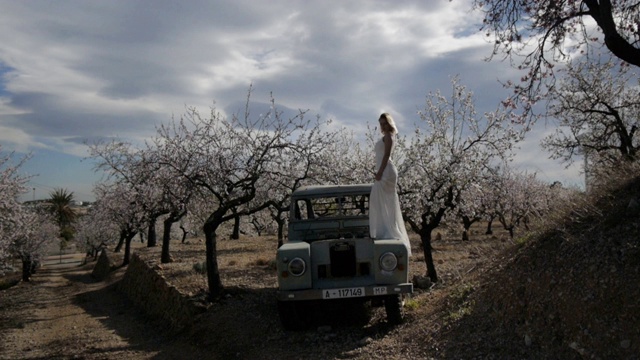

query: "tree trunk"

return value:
[584, 0, 640, 67]
[204, 221, 224, 301]
[462, 216, 471, 241]
[180, 224, 188, 243]
[420, 229, 438, 283]
[122, 231, 137, 266]
[147, 217, 157, 247]
[485, 218, 494, 235]
[230, 212, 240, 240]
[114, 230, 126, 252]
[21, 257, 32, 282]
[498, 216, 515, 239]
[250, 218, 263, 236]
[161, 217, 174, 263]
[276, 217, 285, 248]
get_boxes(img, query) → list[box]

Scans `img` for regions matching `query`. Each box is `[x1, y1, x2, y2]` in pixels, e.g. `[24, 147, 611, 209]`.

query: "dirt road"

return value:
[0, 259, 208, 360]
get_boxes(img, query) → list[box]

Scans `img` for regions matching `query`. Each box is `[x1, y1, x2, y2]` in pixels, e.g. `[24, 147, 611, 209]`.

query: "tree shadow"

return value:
[71, 279, 210, 359]
[27, 260, 400, 359]
[182, 286, 399, 359]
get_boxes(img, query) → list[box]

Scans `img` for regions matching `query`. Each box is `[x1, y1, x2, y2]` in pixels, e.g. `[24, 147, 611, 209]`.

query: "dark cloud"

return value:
[4, 91, 162, 139]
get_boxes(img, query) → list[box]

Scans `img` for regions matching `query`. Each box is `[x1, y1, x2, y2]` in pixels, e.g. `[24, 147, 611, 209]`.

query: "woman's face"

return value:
[379, 117, 391, 133]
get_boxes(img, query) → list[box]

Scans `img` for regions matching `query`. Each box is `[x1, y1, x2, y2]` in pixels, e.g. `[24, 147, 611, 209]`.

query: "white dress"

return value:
[369, 135, 411, 255]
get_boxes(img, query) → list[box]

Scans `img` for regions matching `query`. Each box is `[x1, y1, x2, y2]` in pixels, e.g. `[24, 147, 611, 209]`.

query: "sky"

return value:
[0, 0, 583, 202]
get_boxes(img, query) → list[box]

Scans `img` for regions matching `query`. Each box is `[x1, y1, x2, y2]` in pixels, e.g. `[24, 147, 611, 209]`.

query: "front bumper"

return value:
[277, 283, 413, 301]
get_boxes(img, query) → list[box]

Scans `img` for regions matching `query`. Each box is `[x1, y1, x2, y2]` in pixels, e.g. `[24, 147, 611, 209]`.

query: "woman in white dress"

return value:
[369, 113, 411, 255]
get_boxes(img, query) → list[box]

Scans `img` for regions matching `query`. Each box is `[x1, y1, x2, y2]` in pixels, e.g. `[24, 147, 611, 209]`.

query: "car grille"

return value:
[329, 242, 356, 277]
[310, 241, 370, 280]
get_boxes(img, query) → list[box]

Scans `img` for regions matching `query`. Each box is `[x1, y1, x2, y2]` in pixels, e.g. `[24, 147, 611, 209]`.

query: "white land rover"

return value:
[276, 184, 413, 330]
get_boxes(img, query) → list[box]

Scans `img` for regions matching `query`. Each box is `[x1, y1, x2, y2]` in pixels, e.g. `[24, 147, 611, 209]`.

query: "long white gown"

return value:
[369, 135, 412, 255]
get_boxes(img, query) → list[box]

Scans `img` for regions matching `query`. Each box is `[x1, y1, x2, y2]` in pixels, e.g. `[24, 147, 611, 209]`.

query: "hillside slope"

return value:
[430, 176, 640, 359]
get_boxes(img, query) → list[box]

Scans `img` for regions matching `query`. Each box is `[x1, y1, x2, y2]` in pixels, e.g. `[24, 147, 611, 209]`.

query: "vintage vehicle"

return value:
[276, 184, 413, 330]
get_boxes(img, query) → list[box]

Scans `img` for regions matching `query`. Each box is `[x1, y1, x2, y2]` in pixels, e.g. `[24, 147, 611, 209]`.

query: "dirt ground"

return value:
[0, 227, 512, 360]
[0, 257, 218, 359]
[3, 207, 638, 359]
[2, 177, 639, 359]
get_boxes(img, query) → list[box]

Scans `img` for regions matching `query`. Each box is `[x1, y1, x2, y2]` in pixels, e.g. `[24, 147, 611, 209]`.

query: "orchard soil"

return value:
[0, 227, 510, 359]
[1, 183, 639, 360]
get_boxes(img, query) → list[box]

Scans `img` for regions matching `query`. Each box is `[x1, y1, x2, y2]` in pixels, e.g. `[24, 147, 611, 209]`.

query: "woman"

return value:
[369, 113, 411, 255]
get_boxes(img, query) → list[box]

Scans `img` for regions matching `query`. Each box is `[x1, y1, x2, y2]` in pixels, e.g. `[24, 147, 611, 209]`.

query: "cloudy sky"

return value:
[0, 0, 582, 202]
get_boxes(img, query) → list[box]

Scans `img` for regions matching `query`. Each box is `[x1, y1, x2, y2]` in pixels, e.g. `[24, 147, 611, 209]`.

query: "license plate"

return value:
[373, 286, 388, 295]
[322, 287, 365, 299]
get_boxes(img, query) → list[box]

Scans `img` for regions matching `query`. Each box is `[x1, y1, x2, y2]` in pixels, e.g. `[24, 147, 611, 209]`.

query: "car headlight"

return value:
[288, 257, 306, 276]
[379, 252, 398, 272]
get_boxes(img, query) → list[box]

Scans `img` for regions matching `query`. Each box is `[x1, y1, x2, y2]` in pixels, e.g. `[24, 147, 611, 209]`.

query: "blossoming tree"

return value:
[474, 0, 640, 122]
[397, 77, 519, 282]
[0, 146, 31, 272]
[154, 91, 332, 300]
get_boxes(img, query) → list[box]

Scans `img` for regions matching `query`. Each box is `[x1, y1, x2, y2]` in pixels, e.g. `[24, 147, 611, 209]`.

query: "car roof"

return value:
[292, 184, 372, 198]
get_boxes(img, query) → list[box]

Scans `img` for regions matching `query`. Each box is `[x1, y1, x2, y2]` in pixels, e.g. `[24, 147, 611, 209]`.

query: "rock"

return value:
[413, 275, 432, 289]
[91, 250, 113, 281]
[358, 337, 373, 346]
[569, 342, 586, 356]
[524, 334, 532, 346]
[621, 339, 631, 349]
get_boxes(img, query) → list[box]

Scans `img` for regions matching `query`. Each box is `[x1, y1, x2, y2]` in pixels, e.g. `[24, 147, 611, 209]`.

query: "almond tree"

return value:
[74, 204, 120, 260]
[493, 168, 550, 239]
[1, 147, 57, 280]
[178, 191, 215, 241]
[261, 115, 345, 246]
[322, 129, 372, 185]
[88, 141, 164, 248]
[397, 77, 518, 282]
[93, 182, 146, 266]
[455, 177, 487, 241]
[90, 139, 197, 262]
[139, 149, 194, 263]
[9, 209, 58, 281]
[0, 146, 31, 266]
[262, 126, 370, 247]
[247, 208, 276, 237]
[155, 91, 317, 300]
[542, 59, 639, 169]
[474, 0, 640, 122]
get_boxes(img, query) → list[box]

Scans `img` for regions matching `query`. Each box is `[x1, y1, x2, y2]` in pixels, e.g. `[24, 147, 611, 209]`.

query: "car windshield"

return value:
[293, 194, 370, 220]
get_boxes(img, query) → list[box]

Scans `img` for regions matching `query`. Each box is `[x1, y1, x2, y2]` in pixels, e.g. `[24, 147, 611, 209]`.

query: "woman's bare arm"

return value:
[375, 132, 393, 181]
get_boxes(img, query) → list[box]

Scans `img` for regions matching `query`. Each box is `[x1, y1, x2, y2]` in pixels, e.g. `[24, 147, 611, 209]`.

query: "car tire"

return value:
[384, 294, 404, 325]
[277, 300, 312, 331]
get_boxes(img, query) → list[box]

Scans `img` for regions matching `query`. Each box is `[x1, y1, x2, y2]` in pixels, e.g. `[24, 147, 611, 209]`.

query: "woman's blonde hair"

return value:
[379, 112, 398, 134]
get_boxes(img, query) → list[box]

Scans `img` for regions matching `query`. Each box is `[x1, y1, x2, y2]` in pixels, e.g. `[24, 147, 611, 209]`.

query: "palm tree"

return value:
[48, 188, 77, 241]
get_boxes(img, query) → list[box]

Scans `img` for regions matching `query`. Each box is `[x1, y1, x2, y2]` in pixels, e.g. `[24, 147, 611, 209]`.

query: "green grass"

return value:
[404, 297, 421, 311]
[445, 283, 476, 321]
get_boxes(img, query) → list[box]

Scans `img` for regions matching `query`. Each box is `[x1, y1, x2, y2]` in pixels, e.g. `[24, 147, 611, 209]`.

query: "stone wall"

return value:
[118, 253, 206, 331]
